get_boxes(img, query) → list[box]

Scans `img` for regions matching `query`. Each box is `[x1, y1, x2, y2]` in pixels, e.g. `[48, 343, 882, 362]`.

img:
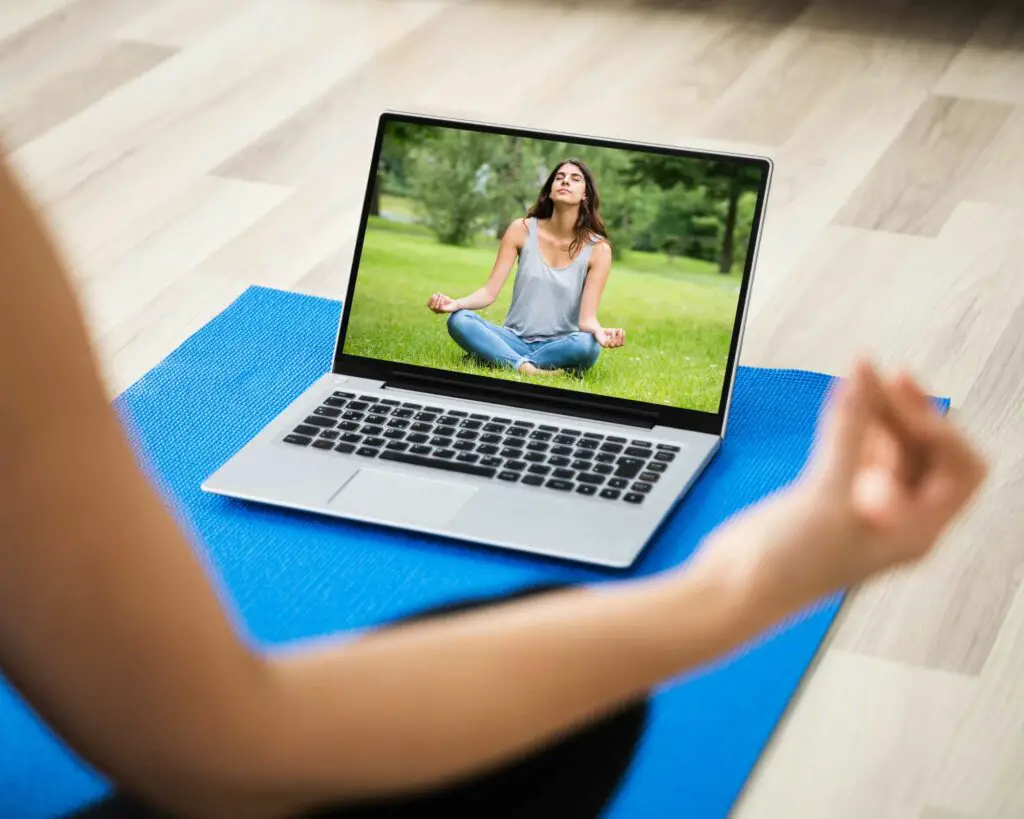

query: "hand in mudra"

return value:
[596, 327, 625, 348]
[689, 359, 988, 612]
[427, 293, 460, 314]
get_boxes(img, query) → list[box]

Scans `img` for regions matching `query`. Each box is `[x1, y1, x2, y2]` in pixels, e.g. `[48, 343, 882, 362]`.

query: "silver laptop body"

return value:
[202, 112, 772, 569]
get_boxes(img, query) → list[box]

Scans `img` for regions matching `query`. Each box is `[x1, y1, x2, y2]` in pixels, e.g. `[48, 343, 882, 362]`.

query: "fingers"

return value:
[811, 358, 874, 485]
[604, 328, 625, 347]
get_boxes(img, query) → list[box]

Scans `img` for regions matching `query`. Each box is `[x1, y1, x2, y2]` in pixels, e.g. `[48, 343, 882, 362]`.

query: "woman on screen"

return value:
[426, 159, 626, 377]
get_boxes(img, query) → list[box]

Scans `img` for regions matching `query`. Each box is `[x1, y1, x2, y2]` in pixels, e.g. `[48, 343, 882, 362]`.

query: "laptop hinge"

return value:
[383, 370, 658, 430]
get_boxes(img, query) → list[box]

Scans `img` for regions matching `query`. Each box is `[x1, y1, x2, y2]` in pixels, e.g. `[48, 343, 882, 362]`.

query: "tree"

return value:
[625, 155, 764, 273]
[373, 122, 436, 216]
[406, 130, 493, 246]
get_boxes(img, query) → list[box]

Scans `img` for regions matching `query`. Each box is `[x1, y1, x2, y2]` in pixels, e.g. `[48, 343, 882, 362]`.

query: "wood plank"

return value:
[934, 1, 1024, 106]
[833, 95, 1012, 236]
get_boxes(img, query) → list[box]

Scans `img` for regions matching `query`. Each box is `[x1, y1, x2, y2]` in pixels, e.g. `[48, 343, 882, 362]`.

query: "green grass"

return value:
[346, 224, 739, 411]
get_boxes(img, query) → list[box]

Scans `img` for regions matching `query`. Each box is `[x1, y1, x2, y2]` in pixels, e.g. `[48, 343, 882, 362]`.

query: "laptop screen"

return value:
[341, 115, 768, 417]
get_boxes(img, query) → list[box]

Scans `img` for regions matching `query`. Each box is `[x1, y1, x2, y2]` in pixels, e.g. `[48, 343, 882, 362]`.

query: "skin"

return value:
[0, 147, 990, 819]
[427, 163, 625, 376]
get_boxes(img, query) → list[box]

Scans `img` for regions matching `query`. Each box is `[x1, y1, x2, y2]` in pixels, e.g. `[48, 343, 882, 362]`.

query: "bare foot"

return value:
[518, 362, 562, 377]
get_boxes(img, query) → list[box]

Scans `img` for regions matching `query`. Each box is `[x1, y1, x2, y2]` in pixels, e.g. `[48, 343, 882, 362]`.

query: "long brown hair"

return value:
[526, 158, 609, 259]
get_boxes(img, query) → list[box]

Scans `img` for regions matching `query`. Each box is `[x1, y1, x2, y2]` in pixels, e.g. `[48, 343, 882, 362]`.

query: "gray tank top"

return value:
[503, 218, 595, 342]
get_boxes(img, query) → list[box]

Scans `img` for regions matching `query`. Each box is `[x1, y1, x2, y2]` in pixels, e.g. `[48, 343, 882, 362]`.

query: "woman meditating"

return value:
[427, 159, 626, 377]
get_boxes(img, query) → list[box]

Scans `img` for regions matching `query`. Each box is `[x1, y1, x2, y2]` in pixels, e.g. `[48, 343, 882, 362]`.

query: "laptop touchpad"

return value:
[328, 468, 477, 528]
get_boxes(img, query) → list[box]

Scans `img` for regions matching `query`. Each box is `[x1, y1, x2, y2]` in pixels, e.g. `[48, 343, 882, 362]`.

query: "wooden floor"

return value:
[2, 0, 1022, 816]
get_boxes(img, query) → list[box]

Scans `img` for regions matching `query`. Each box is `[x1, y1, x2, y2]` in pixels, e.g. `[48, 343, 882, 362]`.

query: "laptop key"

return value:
[369, 404, 392, 415]
[293, 424, 319, 436]
[526, 441, 548, 452]
[483, 423, 505, 433]
[608, 478, 629, 489]
[573, 449, 594, 460]
[551, 445, 573, 456]
[638, 471, 661, 483]
[304, 416, 336, 428]
[433, 449, 456, 460]
[593, 463, 614, 475]
[632, 482, 653, 494]
[524, 452, 545, 463]
[456, 452, 480, 463]
[493, 417, 512, 424]
[358, 395, 378, 402]
[583, 432, 603, 440]
[561, 429, 582, 437]
[502, 437, 524, 449]
[648, 461, 668, 473]
[411, 422, 432, 433]
[337, 421, 359, 431]
[436, 416, 458, 427]
[571, 460, 592, 471]
[332, 391, 355, 399]
[606, 436, 627, 444]
[314, 406, 342, 418]
[498, 471, 520, 482]
[318, 429, 340, 440]
[549, 456, 571, 467]
[362, 425, 383, 436]
[284, 434, 313, 446]
[528, 464, 551, 476]
[512, 420, 534, 428]
[334, 442, 355, 454]
[630, 439, 652, 447]
[385, 441, 409, 452]
[576, 484, 597, 496]
[380, 399, 400, 406]
[447, 410, 468, 418]
[392, 408, 414, 419]
[595, 453, 615, 464]
[501, 448, 522, 459]
[657, 443, 681, 452]
[402, 403, 422, 410]
[460, 420, 483, 430]
[553, 435, 575, 445]
[480, 433, 501, 444]
[347, 401, 369, 412]
[456, 430, 478, 440]
[552, 468, 574, 480]
[379, 450, 497, 479]
[430, 436, 452, 447]
[387, 419, 409, 429]
[599, 489, 621, 500]
[470, 413, 489, 420]
[480, 456, 502, 467]
[383, 429, 405, 440]
[600, 442, 623, 454]
[623, 493, 645, 504]
[364, 437, 385, 448]
[546, 479, 573, 491]
[356, 447, 379, 457]
[366, 414, 386, 425]
[506, 427, 528, 438]
[538, 424, 558, 431]
[615, 457, 645, 479]
[521, 474, 544, 487]
[530, 430, 552, 441]
[504, 460, 527, 471]
[340, 432, 362, 443]
[317, 439, 338, 450]
[342, 410, 364, 421]
[415, 412, 438, 422]
[453, 441, 475, 451]
[409, 444, 432, 455]
[477, 444, 499, 455]
[577, 439, 598, 450]
[654, 451, 676, 463]
[624, 446, 650, 457]
[577, 473, 605, 485]
[425, 406, 445, 414]
[407, 433, 429, 444]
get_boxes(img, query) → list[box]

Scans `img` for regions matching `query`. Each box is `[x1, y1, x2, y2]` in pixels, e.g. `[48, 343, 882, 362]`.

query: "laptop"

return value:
[202, 111, 772, 569]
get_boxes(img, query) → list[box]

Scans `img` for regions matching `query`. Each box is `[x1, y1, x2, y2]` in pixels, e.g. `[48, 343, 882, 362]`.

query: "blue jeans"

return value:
[447, 310, 601, 373]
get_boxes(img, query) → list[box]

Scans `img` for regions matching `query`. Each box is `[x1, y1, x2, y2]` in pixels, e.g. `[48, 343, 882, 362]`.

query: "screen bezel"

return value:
[331, 111, 772, 436]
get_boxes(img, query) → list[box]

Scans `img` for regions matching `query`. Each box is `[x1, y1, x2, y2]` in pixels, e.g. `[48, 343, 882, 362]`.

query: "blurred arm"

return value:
[577, 240, 611, 335]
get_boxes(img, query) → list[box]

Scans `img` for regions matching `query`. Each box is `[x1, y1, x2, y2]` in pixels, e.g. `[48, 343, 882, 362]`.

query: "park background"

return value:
[344, 121, 766, 412]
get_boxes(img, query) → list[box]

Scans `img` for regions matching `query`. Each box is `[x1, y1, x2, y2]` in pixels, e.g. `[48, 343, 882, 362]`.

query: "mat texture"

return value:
[0, 286, 949, 818]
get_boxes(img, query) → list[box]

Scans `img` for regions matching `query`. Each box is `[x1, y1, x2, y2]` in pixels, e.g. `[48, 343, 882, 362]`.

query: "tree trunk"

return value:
[719, 171, 740, 274]
[369, 173, 381, 217]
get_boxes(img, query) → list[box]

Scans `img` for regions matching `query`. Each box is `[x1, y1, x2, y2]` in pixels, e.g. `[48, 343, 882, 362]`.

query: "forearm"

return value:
[252, 560, 784, 813]
[578, 316, 602, 335]
[452, 288, 495, 310]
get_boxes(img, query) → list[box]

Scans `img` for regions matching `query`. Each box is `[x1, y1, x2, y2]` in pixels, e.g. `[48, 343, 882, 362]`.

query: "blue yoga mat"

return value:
[0, 286, 949, 817]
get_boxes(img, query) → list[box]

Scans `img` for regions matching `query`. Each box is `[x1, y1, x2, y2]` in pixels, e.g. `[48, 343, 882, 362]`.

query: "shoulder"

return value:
[589, 238, 612, 264]
[503, 217, 531, 247]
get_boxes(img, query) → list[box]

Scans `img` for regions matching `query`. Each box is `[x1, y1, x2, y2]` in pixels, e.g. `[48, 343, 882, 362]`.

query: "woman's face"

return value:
[549, 163, 587, 206]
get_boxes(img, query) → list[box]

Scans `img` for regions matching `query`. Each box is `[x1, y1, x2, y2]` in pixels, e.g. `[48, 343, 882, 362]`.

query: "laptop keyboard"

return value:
[282, 391, 681, 505]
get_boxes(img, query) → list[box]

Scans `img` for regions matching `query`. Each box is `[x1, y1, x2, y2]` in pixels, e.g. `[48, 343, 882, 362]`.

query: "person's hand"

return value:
[595, 328, 626, 348]
[427, 293, 461, 314]
[688, 358, 989, 615]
